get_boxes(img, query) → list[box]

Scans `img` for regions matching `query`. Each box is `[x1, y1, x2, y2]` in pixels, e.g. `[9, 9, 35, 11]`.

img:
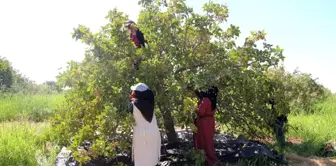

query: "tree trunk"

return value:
[158, 103, 177, 143]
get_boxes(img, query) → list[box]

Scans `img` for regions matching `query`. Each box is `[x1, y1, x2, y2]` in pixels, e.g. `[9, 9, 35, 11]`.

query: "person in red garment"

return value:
[193, 86, 219, 166]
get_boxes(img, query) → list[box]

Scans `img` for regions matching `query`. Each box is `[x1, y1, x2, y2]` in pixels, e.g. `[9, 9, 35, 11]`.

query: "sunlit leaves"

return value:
[203, 1, 229, 23]
[50, 0, 325, 163]
[72, 25, 93, 45]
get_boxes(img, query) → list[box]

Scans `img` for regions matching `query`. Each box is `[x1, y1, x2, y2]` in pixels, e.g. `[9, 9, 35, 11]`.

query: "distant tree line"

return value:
[0, 56, 62, 94]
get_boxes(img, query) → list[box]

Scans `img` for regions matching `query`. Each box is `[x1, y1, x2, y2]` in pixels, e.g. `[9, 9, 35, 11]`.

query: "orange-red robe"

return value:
[193, 97, 218, 165]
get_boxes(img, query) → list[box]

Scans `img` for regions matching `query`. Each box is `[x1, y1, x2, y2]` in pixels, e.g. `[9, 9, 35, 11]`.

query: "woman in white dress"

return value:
[128, 83, 161, 166]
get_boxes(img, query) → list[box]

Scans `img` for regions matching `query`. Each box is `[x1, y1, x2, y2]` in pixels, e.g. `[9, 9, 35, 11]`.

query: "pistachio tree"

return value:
[53, 0, 287, 163]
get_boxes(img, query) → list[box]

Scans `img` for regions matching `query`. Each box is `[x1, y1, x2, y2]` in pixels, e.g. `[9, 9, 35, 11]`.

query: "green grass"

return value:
[0, 94, 65, 122]
[0, 121, 60, 166]
[287, 94, 336, 157]
[0, 94, 63, 166]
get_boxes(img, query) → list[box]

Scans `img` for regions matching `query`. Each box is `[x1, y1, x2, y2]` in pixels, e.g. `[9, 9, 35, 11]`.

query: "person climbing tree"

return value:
[124, 20, 148, 70]
[125, 20, 147, 49]
[193, 86, 219, 166]
[127, 83, 161, 166]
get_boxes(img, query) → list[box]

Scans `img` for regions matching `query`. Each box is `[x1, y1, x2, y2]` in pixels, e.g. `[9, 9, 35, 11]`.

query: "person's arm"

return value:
[196, 98, 210, 117]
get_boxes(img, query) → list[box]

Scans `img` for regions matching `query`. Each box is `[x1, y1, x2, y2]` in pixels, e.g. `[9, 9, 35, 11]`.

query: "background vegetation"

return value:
[0, 0, 334, 165]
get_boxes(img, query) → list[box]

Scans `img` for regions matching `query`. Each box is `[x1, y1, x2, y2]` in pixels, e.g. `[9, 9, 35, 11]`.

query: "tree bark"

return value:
[158, 102, 177, 143]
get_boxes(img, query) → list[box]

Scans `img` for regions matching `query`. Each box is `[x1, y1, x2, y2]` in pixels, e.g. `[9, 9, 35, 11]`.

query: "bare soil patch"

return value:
[286, 154, 336, 166]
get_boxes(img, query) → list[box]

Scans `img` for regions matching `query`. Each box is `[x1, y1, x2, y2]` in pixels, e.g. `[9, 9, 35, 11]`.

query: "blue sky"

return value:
[0, 0, 335, 92]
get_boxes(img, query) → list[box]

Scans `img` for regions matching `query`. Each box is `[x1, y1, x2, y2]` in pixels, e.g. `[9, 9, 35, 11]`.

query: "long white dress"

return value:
[132, 103, 161, 166]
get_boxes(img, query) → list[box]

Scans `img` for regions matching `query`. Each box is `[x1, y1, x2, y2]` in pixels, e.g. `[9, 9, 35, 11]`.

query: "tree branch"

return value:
[191, 42, 202, 55]
[174, 62, 208, 74]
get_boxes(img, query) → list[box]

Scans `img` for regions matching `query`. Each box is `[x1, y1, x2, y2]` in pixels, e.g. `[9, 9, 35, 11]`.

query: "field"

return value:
[0, 94, 64, 166]
[0, 93, 335, 166]
[287, 95, 336, 157]
[0, 94, 65, 122]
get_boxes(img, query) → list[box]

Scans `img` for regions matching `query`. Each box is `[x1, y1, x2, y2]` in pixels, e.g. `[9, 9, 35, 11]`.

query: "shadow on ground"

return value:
[286, 154, 336, 166]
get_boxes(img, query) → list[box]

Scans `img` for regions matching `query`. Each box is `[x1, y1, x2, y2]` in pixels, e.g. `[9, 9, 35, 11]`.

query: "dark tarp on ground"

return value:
[55, 130, 287, 166]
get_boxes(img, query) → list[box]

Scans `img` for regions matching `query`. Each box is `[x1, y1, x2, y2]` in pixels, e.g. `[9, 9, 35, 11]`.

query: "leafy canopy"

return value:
[53, 0, 293, 163]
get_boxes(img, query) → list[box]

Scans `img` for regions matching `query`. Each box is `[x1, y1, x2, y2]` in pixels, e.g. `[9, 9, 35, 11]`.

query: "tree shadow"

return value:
[285, 154, 336, 166]
[284, 138, 336, 166]
[286, 139, 325, 157]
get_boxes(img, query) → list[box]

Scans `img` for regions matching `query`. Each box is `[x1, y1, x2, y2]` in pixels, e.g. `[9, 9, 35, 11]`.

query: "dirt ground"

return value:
[285, 137, 336, 166]
[286, 154, 336, 166]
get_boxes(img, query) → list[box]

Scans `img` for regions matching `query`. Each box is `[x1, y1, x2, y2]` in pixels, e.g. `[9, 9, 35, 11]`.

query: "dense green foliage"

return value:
[286, 70, 330, 114]
[53, 0, 290, 163]
[0, 1, 333, 165]
[266, 67, 330, 115]
[0, 56, 33, 93]
[0, 56, 16, 89]
[51, 0, 331, 164]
